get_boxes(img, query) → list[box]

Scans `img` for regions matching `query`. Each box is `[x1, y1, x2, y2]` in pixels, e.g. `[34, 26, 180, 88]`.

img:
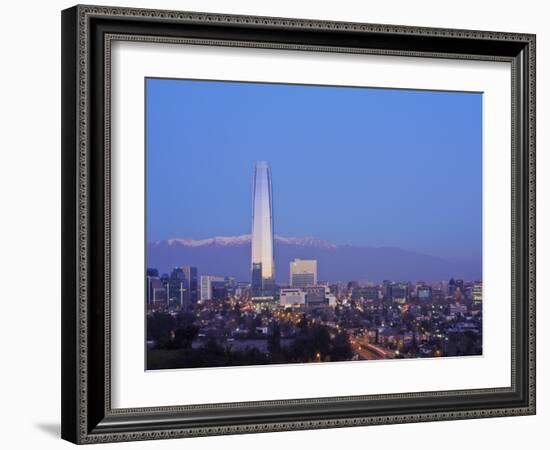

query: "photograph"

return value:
[145, 78, 483, 370]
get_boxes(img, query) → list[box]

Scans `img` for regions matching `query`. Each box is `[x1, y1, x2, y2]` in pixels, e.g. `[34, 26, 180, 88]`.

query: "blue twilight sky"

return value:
[146, 78, 482, 263]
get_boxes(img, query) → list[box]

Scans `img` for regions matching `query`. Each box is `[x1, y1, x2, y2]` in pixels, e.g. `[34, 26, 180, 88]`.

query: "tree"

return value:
[267, 322, 282, 360]
[297, 314, 309, 333]
[148, 312, 176, 349]
[462, 330, 478, 355]
[171, 323, 199, 349]
[164, 310, 200, 349]
[309, 324, 331, 361]
[330, 331, 353, 361]
[253, 315, 263, 328]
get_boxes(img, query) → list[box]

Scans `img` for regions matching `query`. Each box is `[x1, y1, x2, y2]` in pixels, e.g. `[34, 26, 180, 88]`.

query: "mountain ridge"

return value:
[147, 235, 481, 283]
[158, 235, 338, 249]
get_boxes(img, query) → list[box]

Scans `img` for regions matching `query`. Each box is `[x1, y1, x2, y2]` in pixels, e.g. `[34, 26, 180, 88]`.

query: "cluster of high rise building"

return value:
[147, 268, 244, 307]
[147, 256, 332, 309]
[146, 160, 483, 314]
[146, 266, 198, 308]
[279, 258, 336, 307]
[346, 279, 482, 305]
[147, 162, 333, 309]
[147, 161, 484, 365]
[248, 162, 331, 307]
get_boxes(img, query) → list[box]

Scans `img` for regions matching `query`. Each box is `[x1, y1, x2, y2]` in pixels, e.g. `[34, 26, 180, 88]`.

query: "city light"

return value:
[145, 162, 482, 370]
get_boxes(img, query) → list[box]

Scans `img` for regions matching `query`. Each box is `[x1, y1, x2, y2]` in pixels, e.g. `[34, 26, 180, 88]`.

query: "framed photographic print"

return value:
[61, 4, 536, 444]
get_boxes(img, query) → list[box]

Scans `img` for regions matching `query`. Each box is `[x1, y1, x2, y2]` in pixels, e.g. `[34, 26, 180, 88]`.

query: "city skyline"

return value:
[145, 78, 483, 370]
[147, 160, 481, 283]
[146, 78, 482, 263]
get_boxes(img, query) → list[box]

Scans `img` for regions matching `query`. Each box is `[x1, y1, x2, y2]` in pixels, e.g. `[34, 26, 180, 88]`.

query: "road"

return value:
[350, 336, 394, 360]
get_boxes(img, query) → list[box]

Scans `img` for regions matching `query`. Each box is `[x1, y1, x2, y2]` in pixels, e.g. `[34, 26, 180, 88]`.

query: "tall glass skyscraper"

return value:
[251, 161, 275, 297]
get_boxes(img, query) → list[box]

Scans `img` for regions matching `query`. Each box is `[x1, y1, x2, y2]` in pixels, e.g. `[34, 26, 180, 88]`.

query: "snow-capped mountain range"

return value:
[162, 235, 337, 249]
[147, 234, 480, 283]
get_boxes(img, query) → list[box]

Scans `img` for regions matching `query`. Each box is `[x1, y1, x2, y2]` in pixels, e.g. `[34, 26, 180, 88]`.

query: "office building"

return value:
[382, 280, 392, 299]
[416, 284, 432, 301]
[146, 268, 166, 305]
[390, 282, 409, 303]
[290, 259, 317, 288]
[181, 266, 198, 303]
[200, 275, 225, 301]
[279, 288, 306, 306]
[211, 279, 229, 301]
[168, 268, 187, 307]
[473, 281, 483, 305]
[304, 286, 329, 307]
[251, 263, 263, 297]
[251, 161, 275, 297]
[351, 286, 379, 301]
[167, 266, 198, 307]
